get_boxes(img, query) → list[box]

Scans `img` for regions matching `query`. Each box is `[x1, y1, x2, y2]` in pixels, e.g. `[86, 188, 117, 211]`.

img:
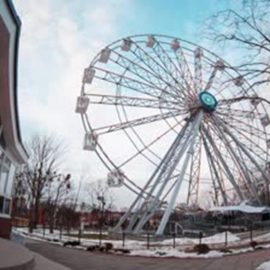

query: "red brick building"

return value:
[0, 0, 28, 238]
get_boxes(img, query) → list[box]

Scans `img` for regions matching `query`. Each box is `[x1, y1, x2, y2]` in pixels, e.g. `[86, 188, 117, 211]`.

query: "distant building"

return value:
[0, 0, 28, 238]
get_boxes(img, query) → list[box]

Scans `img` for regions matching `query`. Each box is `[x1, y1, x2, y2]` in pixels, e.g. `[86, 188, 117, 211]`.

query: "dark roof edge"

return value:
[5, 0, 28, 159]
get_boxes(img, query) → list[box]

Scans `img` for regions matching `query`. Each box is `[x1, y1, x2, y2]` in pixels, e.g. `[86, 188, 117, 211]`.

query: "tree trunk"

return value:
[28, 203, 34, 233]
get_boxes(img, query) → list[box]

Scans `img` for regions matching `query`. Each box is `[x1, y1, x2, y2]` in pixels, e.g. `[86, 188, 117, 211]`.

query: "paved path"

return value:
[25, 241, 270, 270]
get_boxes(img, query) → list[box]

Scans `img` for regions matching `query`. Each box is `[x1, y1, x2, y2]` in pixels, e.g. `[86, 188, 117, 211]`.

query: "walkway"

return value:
[25, 240, 270, 270]
[0, 237, 70, 270]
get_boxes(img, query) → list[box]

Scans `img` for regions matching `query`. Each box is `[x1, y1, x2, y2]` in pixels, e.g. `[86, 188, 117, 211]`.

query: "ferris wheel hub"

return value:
[198, 91, 218, 112]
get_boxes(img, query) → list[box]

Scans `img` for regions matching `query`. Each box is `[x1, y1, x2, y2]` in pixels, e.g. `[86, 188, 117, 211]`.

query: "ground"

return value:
[25, 238, 270, 270]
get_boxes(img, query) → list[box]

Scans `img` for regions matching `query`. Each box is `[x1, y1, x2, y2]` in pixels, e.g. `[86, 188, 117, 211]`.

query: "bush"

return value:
[250, 241, 258, 249]
[63, 241, 80, 247]
[104, 242, 114, 251]
[99, 246, 105, 252]
[219, 248, 232, 254]
[86, 245, 99, 252]
[193, 244, 210, 254]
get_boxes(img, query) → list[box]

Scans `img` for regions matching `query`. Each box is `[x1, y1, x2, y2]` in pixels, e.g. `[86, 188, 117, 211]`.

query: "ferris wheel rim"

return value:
[79, 33, 270, 209]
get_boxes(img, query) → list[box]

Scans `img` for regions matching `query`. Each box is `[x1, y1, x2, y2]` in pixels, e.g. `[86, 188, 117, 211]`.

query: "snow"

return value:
[130, 249, 223, 258]
[210, 201, 270, 214]
[13, 227, 270, 259]
[257, 261, 270, 270]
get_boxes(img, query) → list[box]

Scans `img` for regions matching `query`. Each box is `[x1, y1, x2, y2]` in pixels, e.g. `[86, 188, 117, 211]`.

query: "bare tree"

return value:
[205, 0, 270, 89]
[85, 179, 114, 211]
[15, 135, 66, 232]
[44, 173, 71, 233]
[84, 179, 115, 229]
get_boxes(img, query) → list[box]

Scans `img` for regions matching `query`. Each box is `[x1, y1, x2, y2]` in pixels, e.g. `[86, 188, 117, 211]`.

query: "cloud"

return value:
[14, 0, 135, 207]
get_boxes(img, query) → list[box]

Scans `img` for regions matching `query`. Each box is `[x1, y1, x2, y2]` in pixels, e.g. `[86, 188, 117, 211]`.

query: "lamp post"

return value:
[97, 196, 106, 247]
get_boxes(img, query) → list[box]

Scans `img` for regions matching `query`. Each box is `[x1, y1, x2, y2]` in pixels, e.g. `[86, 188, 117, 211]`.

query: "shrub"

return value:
[250, 241, 258, 249]
[86, 245, 99, 252]
[193, 244, 210, 254]
[63, 241, 80, 247]
[219, 248, 232, 254]
[104, 242, 114, 251]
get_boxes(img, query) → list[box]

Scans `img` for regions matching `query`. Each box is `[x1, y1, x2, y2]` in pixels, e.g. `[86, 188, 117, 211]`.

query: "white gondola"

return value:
[146, 35, 156, 48]
[233, 76, 244, 86]
[75, 96, 89, 114]
[171, 39, 180, 51]
[83, 132, 98, 151]
[260, 114, 270, 127]
[194, 47, 203, 58]
[107, 169, 124, 187]
[121, 38, 132, 51]
[83, 68, 95, 84]
[215, 60, 225, 71]
[250, 95, 261, 107]
[99, 48, 111, 63]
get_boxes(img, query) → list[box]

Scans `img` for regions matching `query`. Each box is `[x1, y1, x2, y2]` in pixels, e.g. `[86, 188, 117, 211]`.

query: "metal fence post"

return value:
[147, 233, 150, 250]
[122, 231, 126, 247]
[173, 233, 176, 248]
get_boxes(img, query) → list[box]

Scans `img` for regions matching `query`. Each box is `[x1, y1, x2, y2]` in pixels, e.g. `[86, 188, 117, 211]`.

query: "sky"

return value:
[13, 0, 249, 208]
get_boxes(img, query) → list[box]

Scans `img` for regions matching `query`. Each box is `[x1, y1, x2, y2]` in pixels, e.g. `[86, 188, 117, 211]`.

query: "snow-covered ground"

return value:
[257, 261, 270, 270]
[13, 227, 270, 259]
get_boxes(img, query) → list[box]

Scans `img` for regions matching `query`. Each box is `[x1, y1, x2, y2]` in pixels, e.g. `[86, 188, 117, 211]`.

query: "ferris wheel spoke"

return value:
[119, 121, 181, 168]
[201, 125, 245, 201]
[202, 133, 228, 205]
[130, 41, 187, 102]
[86, 93, 181, 110]
[109, 50, 181, 100]
[194, 47, 203, 93]
[187, 135, 201, 205]
[93, 133, 153, 197]
[211, 120, 262, 204]
[213, 115, 270, 203]
[89, 66, 178, 100]
[216, 107, 264, 121]
[215, 116, 268, 162]
[204, 61, 225, 91]
[151, 41, 192, 97]
[94, 110, 184, 135]
[218, 95, 260, 106]
[216, 112, 269, 141]
[172, 40, 196, 96]
[213, 115, 267, 165]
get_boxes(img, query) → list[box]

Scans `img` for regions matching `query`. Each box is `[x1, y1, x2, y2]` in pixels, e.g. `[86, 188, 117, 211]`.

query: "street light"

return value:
[97, 196, 106, 247]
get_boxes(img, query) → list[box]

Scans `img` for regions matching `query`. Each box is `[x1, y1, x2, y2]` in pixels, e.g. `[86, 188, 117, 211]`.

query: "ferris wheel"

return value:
[76, 34, 270, 236]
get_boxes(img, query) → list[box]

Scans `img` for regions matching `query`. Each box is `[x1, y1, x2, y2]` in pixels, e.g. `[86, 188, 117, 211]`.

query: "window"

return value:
[0, 151, 11, 194]
[0, 196, 3, 213]
[0, 196, 11, 215]
[3, 198, 10, 215]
